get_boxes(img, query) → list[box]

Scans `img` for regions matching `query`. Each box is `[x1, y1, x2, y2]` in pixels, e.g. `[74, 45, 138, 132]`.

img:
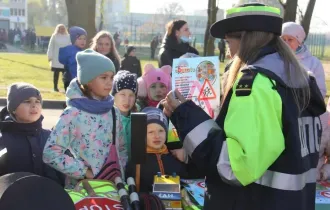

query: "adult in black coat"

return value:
[121, 46, 142, 77]
[158, 20, 199, 68]
[0, 107, 65, 186]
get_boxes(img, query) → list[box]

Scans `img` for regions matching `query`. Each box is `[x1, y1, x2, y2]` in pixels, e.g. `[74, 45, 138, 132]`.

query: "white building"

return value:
[95, 0, 224, 44]
[0, 0, 28, 30]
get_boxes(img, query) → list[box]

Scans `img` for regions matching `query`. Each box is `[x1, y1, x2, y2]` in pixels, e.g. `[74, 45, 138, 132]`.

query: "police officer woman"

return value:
[161, 3, 325, 210]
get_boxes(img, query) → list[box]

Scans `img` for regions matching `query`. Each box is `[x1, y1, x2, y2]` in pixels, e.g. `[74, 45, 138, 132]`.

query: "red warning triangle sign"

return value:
[198, 79, 216, 100]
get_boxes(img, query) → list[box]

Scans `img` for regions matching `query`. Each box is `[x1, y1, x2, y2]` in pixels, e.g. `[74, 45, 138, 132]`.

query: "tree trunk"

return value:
[65, 0, 96, 44]
[281, 0, 298, 22]
[301, 0, 316, 38]
[98, 0, 105, 31]
[204, 0, 218, 56]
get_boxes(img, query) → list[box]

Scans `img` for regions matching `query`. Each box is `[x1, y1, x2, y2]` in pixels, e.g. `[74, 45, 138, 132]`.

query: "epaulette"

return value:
[235, 69, 258, 96]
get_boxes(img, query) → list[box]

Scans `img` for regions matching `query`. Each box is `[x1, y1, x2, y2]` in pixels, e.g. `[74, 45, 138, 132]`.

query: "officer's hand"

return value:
[162, 89, 186, 117]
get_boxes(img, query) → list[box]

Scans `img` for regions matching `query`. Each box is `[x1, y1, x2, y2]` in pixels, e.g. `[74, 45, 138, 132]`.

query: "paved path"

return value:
[0, 107, 63, 130]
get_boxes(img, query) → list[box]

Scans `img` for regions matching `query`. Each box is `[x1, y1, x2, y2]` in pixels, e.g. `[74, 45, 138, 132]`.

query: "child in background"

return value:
[125, 107, 202, 193]
[112, 70, 138, 161]
[0, 83, 64, 186]
[137, 64, 172, 109]
[120, 46, 142, 78]
[43, 49, 126, 188]
[59, 26, 87, 91]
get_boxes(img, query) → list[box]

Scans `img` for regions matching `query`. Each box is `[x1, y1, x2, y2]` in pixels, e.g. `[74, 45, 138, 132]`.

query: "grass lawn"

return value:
[0, 53, 162, 100]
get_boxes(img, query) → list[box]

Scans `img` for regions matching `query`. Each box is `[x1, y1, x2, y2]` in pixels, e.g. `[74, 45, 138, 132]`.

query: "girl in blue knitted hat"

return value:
[43, 49, 126, 188]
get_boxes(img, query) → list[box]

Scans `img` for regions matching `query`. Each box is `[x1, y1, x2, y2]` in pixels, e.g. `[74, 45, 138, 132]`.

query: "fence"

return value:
[305, 32, 327, 58]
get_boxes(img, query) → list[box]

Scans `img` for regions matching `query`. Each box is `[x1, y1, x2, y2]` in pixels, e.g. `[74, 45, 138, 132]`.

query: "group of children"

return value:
[0, 25, 201, 193]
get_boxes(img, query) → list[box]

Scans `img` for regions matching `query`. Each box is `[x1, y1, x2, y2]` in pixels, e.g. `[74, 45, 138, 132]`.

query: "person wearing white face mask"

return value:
[158, 20, 199, 68]
[281, 22, 326, 98]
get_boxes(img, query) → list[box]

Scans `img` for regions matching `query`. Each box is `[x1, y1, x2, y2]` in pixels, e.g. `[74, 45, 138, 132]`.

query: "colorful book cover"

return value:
[316, 180, 330, 205]
[168, 57, 220, 143]
[181, 179, 205, 207]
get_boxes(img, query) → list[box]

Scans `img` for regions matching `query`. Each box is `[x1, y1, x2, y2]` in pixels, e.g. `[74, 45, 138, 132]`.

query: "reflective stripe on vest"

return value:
[185, 120, 317, 191]
[183, 119, 221, 157]
[217, 141, 316, 191]
[254, 168, 316, 191]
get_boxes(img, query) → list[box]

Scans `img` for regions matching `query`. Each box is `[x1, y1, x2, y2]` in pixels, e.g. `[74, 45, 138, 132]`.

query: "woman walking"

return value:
[47, 24, 71, 92]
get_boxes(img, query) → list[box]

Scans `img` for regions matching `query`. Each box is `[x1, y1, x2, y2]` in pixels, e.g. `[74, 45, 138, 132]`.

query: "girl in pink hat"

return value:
[137, 64, 172, 109]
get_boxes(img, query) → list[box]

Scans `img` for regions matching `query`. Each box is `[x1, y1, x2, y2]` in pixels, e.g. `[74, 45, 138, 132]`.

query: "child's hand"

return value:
[85, 168, 94, 179]
[171, 148, 187, 163]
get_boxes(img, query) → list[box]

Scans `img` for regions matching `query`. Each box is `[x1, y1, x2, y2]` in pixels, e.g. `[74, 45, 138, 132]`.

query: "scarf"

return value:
[295, 45, 304, 55]
[68, 95, 114, 114]
[147, 97, 160, 107]
[147, 145, 169, 155]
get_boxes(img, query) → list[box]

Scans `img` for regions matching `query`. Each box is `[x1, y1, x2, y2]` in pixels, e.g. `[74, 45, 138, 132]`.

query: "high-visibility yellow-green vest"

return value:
[66, 179, 120, 203]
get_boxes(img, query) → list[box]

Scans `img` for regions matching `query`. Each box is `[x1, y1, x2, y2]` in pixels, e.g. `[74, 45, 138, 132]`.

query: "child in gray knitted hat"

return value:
[0, 83, 64, 186]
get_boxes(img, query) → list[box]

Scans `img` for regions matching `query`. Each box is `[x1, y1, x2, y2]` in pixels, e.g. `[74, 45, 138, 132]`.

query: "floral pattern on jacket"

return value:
[43, 80, 127, 188]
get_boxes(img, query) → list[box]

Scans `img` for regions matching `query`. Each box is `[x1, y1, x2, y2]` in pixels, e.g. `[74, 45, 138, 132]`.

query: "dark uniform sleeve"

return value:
[170, 101, 223, 177]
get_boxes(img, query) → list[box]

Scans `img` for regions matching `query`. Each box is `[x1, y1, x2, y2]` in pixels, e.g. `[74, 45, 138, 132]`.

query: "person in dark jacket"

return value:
[0, 83, 64, 186]
[218, 39, 226, 62]
[125, 107, 202, 193]
[120, 46, 142, 77]
[161, 3, 326, 210]
[150, 36, 159, 59]
[158, 20, 199, 68]
[91, 30, 121, 72]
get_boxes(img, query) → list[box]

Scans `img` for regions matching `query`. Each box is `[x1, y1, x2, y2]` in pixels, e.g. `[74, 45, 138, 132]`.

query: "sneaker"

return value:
[54, 88, 59, 92]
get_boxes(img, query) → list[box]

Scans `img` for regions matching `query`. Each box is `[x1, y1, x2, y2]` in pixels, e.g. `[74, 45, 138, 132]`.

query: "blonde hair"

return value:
[53, 24, 68, 35]
[224, 31, 310, 112]
[90, 31, 121, 62]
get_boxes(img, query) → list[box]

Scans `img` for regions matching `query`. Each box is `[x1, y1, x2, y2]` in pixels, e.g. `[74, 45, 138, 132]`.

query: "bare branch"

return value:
[278, 0, 286, 8]
[297, 4, 304, 23]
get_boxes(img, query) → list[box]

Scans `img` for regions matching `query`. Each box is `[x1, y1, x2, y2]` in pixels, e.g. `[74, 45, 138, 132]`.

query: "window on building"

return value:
[22, 9, 25, 16]
[10, 9, 13, 16]
[14, 9, 17, 16]
[18, 9, 21, 16]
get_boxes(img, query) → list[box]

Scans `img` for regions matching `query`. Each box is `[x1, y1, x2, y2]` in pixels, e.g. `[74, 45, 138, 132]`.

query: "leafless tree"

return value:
[204, 0, 218, 56]
[65, 0, 97, 43]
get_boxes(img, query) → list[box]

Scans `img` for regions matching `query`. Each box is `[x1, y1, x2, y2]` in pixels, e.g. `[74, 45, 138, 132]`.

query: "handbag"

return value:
[94, 107, 122, 182]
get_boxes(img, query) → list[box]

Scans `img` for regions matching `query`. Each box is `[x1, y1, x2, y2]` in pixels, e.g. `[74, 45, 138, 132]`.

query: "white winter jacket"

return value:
[47, 34, 71, 69]
[296, 45, 326, 98]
